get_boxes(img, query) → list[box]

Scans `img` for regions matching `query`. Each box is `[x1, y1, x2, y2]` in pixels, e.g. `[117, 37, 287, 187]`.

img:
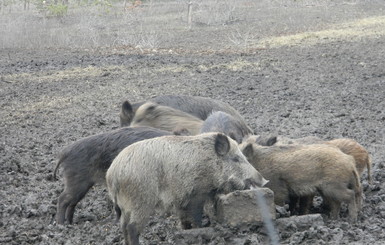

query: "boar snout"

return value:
[244, 178, 256, 189]
[219, 175, 245, 193]
[244, 178, 269, 189]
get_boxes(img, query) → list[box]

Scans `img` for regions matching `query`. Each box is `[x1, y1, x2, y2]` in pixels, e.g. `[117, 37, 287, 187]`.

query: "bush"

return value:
[46, 3, 68, 17]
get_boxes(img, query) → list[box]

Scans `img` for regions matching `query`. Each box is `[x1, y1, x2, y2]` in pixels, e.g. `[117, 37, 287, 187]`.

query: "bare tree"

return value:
[24, 0, 30, 10]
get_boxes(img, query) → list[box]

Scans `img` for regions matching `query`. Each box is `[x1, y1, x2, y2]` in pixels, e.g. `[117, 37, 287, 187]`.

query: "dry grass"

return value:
[1, 0, 382, 51]
[256, 15, 385, 48]
[2, 65, 124, 83]
[197, 59, 261, 72]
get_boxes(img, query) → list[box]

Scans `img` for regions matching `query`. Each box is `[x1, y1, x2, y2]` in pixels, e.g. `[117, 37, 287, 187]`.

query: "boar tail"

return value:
[352, 168, 363, 210]
[353, 169, 360, 191]
[367, 155, 372, 184]
[53, 159, 62, 181]
[114, 196, 122, 223]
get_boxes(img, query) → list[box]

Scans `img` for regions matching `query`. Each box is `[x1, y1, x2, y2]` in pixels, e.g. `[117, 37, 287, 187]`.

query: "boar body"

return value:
[275, 135, 324, 145]
[273, 136, 371, 183]
[130, 102, 203, 135]
[240, 143, 361, 221]
[200, 111, 252, 143]
[326, 139, 372, 183]
[120, 95, 253, 135]
[54, 126, 171, 224]
[107, 133, 267, 245]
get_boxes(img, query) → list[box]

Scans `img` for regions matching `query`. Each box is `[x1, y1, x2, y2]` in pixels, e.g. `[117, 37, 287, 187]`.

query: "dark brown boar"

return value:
[54, 126, 171, 225]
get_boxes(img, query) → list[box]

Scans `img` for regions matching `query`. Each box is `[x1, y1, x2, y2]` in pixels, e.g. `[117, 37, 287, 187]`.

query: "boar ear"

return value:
[255, 135, 277, 146]
[173, 128, 191, 136]
[146, 103, 157, 112]
[215, 133, 230, 156]
[242, 143, 254, 157]
[228, 132, 237, 142]
[121, 101, 133, 115]
[265, 136, 277, 146]
[120, 101, 134, 127]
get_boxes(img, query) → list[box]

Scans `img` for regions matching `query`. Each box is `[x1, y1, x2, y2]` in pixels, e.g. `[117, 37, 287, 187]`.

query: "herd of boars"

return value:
[54, 95, 372, 245]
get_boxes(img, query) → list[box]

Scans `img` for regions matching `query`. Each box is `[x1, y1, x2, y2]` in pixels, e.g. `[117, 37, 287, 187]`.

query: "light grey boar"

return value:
[130, 102, 203, 135]
[120, 95, 253, 135]
[54, 126, 171, 225]
[106, 133, 268, 245]
[200, 111, 252, 144]
[239, 141, 362, 222]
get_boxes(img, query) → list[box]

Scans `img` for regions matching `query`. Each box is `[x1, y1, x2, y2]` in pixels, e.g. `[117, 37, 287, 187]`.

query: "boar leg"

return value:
[179, 197, 206, 229]
[345, 187, 359, 222]
[348, 198, 358, 222]
[322, 183, 357, 221]
[56, 192, 68, 224]
[288, 195, 313, 215]
[298, 195, 314, 215]
[322, 196, 341, 220]
[355, 185, 363, 211]
[122, 217, 140, 245]
[56, 181, 93, 224]
[121, 204, 152, 245]
[288, 195, 299, 215]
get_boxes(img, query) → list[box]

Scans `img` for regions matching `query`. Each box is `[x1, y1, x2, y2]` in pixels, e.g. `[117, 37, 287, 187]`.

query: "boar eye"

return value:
[232, 156, 240, 162]
[147, 105, 156, 111]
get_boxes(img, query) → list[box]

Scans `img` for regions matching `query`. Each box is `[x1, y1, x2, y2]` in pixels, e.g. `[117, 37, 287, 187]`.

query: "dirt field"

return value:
[1, 0, 385, 244]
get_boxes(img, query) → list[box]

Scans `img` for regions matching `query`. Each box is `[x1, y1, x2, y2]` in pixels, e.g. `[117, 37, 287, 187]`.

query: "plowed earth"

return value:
[1, 1, 385, 244]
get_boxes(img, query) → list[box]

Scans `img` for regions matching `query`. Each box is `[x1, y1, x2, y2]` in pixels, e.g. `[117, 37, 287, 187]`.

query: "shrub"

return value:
[46, 3, 68, 17]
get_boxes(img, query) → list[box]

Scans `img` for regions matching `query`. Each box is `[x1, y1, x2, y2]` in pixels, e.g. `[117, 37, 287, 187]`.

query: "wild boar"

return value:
[106, 133, 268, 245]
[200, 111, 252, 144]
[325, 138, 372, 183]
[269, 136, 372, 183]
[120, 95, 253, 135]
[261, 135, 370, 214]
[54, 126, 171, 225]
[242, 134, 278, 147]
[275, 135, 324, 145]
[130, 102, 203, 135]
[239, 142, 361, 222]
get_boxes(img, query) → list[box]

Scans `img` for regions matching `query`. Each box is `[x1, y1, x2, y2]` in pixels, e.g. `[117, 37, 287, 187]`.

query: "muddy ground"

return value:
[1, 0, 385, 244]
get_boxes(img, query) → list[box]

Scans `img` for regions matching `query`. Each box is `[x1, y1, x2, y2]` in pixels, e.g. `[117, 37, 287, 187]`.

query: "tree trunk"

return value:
[23, 0, 30, 10]
[187, 2, 193, 29]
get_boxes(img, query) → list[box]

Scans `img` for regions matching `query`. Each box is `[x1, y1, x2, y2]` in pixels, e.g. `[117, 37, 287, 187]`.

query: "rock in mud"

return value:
[276, 214, 324, 231]
[174, 227, 218, 244]
[216, 188, 276, 227]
